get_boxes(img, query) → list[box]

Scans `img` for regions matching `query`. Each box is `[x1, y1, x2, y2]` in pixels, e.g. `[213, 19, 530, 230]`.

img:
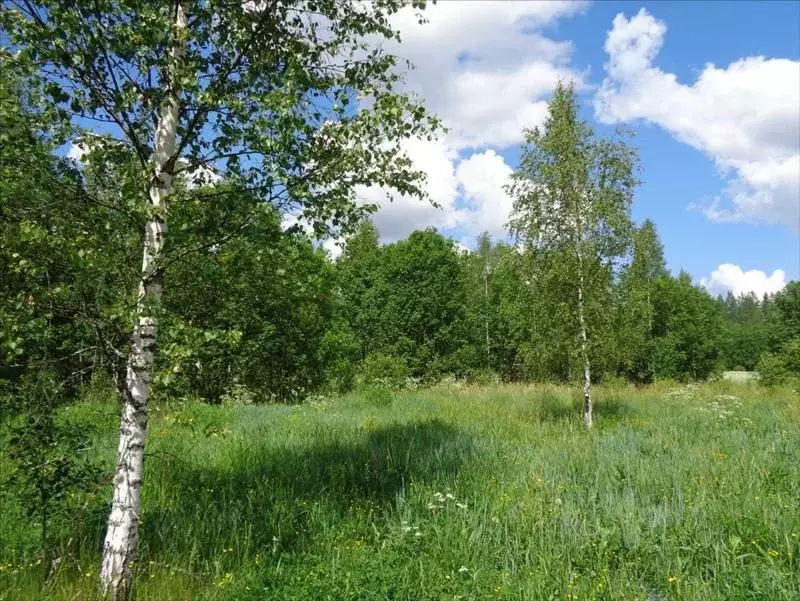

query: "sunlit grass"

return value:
[1, 381, 799, 600]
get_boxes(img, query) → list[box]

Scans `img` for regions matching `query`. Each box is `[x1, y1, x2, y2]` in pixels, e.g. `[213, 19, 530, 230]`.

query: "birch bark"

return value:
[574, 193, 592, 429]
[576, 245, 592, 429]
[99, 3, 187, 598]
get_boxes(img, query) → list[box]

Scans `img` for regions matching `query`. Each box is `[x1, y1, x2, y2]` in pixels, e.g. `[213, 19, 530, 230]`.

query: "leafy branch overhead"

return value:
[2, 0, 441, 236]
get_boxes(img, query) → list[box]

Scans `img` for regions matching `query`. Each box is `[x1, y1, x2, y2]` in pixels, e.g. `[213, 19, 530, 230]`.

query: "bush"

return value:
[758, 337, 800, 387]
[320, 325, 359, 393]
[5, 371, 104, 573]
[757, 352, 788, 386]
[220, 382, 256, 406]
[360, 354, 409, 390]
[780, 338, 800, 376]
[468, 368, 499, 386]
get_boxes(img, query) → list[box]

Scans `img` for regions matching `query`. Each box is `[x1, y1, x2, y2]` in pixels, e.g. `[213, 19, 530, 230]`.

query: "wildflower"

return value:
[768, 549, 779, 558]
[667, 576, 678, 584]
[459, 566, 469, 573]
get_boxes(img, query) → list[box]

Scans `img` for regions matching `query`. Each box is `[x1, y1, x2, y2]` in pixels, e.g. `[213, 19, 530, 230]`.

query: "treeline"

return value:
[3, 97, 799, 418]
[333, 221, 799, 389]
[4, 181, 798, 411]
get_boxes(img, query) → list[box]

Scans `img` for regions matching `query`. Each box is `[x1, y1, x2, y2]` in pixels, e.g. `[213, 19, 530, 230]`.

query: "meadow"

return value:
[1, 381, 799, 601]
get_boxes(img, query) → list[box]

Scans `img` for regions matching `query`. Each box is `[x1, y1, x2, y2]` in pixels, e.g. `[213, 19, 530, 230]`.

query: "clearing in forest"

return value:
[1, 382, 799, 600]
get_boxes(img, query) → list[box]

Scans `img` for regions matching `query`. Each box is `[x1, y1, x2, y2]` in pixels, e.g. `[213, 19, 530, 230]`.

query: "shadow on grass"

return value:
[130, 418, 473, 565]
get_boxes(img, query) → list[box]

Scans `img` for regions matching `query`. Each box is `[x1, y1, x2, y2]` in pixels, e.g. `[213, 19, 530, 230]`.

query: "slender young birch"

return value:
[3, 0, 440, 596]
[507, 82, 638, 427]
[98, 4, 187, 596]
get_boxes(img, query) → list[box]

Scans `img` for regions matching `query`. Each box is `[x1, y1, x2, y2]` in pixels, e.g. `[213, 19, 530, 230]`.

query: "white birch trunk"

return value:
[484, 264, 491, 370]
[99, 4, 187, 598]
[575, 244, 592, 429]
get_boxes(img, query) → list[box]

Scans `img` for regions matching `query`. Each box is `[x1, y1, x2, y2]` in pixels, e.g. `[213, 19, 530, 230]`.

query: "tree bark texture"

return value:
[99, 3, 187, 598]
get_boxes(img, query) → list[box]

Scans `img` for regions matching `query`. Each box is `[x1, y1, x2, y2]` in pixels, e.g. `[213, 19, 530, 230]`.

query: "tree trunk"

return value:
[484, 265, 491, 370]
[576, 245, 592, 429]
[99, 4, 186, 598]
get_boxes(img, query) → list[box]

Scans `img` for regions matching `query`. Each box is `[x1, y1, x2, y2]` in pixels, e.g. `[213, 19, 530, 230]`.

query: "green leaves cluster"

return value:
[337, 225, 474, 382]
[1, 0, 442, 238]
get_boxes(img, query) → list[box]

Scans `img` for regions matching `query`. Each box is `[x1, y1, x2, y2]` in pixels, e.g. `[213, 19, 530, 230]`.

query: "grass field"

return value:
[1, 381, 799, 600]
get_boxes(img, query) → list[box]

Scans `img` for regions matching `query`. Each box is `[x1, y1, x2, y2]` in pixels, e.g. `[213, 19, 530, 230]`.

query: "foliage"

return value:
[506, 81, 638, 406]
[758, 337, 800, 386]
[3, 371, 104, 574]
[650, 273, 724, 381]
[160, 189, 339, 403]
[339, 227, 473, 380]
[359, 354, 409, 390]
[719, 291, 771, 371]
[615, 219, 668, 383]
[757, 352, 790, 386]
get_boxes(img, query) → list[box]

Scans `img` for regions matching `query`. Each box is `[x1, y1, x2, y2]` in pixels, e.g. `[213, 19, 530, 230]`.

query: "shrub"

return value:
[220, 382, 256, 406]
[360, 354, 409, 390]
[5, 371, 104, 575]
[757, 352, 787, 386]
[468, 368, 499, 386]
[320, 326, 359, 393]
[758, 338, 800, 387]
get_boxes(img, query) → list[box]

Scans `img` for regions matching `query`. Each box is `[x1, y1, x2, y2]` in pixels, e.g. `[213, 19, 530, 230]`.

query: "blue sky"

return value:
[362, 0, 799, 298]
[569, 0, 800, 287]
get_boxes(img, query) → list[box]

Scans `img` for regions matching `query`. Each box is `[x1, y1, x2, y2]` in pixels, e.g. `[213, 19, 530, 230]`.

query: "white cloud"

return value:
[357, 2, 588, 245]
[595, 8, 800, 229]
[320, 237, 343, 260]
[455, 150, 514, 241]
[357, 138, 516, 244]
[184, 163, 222, 188]
[701, 263, 787, 297]
[356, 137, 460, 242]
[388, 1, 588, 150]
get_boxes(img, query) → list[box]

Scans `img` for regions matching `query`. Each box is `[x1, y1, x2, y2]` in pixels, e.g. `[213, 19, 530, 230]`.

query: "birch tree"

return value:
[507, 83, 637, 428]
[1, 1, 439, 597]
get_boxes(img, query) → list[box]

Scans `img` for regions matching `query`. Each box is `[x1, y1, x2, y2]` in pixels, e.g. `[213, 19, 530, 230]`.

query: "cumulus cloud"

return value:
[455, 150, 514, 241]
[595, 8, 800, 229]
[183, 163, 222, 188]
[701, 263, 787, 297]
[66, 141, 88, 161]
[356, 137, 461, 242]
[360, 2, 587, 245]
[390, 0, 588, 150]
[355, 138, 516, 244]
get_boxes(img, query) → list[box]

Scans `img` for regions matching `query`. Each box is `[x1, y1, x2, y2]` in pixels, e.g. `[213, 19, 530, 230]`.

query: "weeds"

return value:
[1, 382, 798, 600]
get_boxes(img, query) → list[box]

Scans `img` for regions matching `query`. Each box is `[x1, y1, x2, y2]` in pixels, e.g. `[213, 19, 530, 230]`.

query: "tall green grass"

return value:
[1, 381, 798, 600]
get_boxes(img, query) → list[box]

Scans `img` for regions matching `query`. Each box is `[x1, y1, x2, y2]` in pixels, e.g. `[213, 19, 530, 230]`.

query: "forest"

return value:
[1, 1, 798, 600]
